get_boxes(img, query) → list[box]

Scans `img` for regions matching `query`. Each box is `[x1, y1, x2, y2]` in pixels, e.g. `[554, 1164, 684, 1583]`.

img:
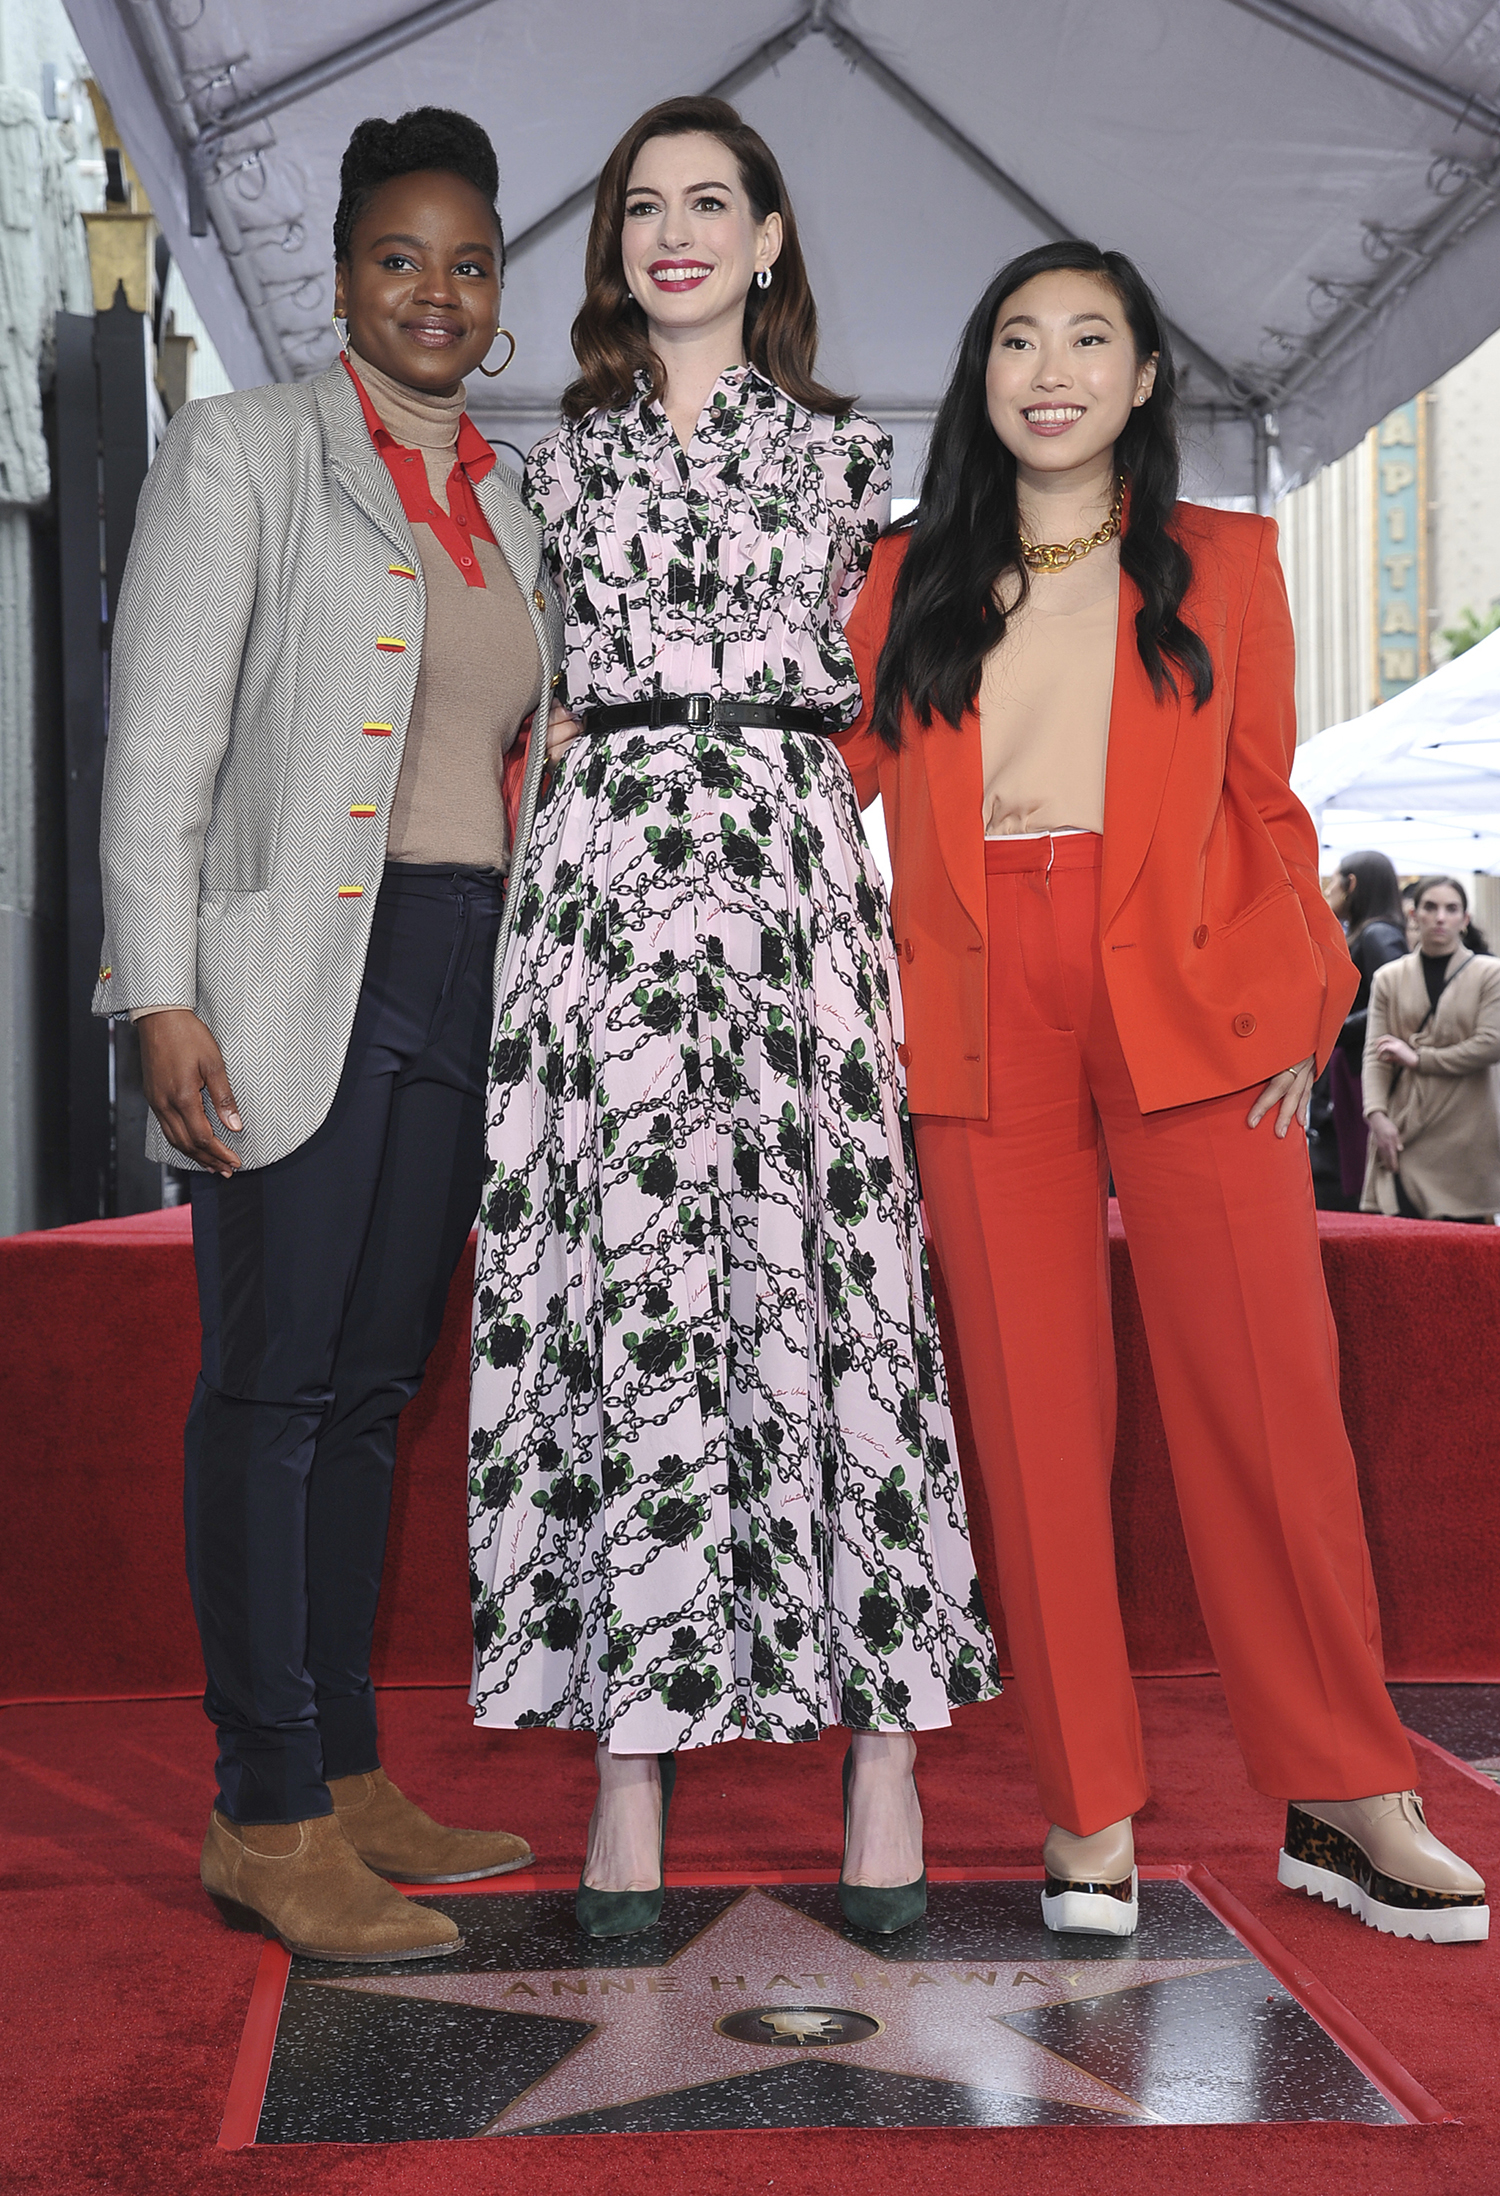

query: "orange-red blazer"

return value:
[836, 504, 1357, 1118]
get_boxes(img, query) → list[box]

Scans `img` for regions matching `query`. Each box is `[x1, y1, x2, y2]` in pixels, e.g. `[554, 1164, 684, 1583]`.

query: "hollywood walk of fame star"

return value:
[310, 1888, 1252, 2133]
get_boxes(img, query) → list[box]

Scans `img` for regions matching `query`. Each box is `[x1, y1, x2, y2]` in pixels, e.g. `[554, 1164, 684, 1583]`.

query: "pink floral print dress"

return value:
[467, 367, 997, 1753]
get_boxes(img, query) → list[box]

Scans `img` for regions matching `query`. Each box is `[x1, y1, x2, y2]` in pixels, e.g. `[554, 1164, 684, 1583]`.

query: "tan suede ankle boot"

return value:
[328, 1767, 533, 1883]
[200, 1808, 461, 1962]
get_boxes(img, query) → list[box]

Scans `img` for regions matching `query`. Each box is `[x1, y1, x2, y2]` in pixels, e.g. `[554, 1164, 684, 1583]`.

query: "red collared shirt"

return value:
[343, 354, 498, 590]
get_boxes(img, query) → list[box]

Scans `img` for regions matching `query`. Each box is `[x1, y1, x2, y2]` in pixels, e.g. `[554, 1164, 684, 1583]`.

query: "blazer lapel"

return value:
[1396, 952, 1429, 1035]
[918, 705, 986, 938]
[315, 367, 419, 560]
[1442, 941, 1475, 990]
[330, 459, 419, 562]
[474, 468, 563, 699]
[1101, 568, 1183, 930]
[473, 468, 542, 597]
[1433, 941, 1475, 1028]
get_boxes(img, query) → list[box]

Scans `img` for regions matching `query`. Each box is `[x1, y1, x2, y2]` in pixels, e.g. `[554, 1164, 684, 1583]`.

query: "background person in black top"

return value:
[1309, 851, 1407, 1209]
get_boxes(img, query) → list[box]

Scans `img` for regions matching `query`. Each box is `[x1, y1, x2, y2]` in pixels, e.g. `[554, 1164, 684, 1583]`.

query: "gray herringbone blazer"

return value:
[94, 360, 562, 1171]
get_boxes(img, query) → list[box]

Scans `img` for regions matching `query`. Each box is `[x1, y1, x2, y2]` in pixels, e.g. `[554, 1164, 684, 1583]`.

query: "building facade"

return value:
[0, 0, 97, 1238]
[0, 9, 231, 1235]
[1276, 326, 1500, 937]
[1276, 325, 1500, 748]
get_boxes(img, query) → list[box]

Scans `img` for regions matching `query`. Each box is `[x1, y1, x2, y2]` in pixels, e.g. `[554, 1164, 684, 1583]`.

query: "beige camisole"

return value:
[978, 539, 1120, 837]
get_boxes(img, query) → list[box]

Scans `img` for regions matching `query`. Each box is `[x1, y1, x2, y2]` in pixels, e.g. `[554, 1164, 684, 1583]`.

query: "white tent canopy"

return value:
[1291, 630, 1500, 874]
[61, 0, 1500, 498]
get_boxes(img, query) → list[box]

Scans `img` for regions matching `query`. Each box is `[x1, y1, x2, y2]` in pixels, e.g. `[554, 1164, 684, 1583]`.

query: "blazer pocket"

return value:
[1209, 878, 1296, 942]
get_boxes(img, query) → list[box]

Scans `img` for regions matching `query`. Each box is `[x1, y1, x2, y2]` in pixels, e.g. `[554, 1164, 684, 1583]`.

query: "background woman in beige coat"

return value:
[1363, 876, 1500, 1221]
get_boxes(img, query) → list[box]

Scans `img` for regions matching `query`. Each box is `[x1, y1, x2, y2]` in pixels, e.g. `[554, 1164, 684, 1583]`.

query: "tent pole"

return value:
[185, 0, 502, 236]
[1252, 413, 1274, 516]
[508, 0, 1258, 429]
[105, 2, 294, 381]
[1223, 0, 1500, 139]
[506, 8, 818, 265]
[815, 13, 1253, 414]
[1268, 171, 1500, 410]
[194, 0, 502, 139]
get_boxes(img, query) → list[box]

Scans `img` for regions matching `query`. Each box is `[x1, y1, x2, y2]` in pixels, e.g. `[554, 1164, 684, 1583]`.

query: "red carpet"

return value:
[3, 1205, 1498, 1702]
[2, 1679, 1497, 2195]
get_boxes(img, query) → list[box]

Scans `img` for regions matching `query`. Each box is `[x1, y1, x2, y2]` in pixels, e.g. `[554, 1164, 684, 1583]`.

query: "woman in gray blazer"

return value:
[95, 107, 564, 1964]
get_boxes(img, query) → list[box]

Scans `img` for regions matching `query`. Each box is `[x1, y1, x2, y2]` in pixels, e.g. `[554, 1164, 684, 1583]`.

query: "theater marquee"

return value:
[1371, 396, 1429, 703]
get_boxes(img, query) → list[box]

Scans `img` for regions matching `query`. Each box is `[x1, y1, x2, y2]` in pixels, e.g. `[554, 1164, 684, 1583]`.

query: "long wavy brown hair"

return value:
[562, 95, 852, 421]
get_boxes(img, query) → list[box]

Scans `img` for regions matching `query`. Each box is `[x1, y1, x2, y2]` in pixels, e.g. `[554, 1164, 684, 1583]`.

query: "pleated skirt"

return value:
[467, 721, 999, 1751]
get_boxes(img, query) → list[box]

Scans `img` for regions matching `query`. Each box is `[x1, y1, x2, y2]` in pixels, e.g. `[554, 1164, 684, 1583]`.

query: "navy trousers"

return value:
[185, 862, 502, 1824]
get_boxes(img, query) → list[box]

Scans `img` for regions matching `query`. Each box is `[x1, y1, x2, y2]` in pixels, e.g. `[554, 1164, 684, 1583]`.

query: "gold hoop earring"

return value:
[331, 311, 348, 356]
[478, 328, 517, 378]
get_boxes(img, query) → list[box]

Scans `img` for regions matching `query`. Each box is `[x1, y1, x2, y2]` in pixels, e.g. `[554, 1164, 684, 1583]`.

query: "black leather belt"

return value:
[580, 694, 836, 737]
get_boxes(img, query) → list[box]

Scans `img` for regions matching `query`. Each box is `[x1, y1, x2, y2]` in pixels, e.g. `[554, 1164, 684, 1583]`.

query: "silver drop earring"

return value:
[331, 311, 349, 355]
[755, 268, 772, 290]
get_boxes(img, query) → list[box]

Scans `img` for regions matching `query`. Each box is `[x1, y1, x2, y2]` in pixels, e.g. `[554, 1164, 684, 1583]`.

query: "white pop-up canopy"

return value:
[60, 0, 1500, 498]
[1291, 630, 1500, 875]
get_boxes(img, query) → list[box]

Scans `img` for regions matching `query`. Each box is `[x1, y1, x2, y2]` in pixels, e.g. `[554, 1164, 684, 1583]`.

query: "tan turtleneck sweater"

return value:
[978, 539, 1119, 837]
[351, 349, 541, 869]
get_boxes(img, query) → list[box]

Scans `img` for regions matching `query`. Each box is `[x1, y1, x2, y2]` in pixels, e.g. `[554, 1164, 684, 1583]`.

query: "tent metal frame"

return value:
[1222, 0, 1500, 421]
[116, 0, 1500, 504]
[1224, 0, 1500, 139]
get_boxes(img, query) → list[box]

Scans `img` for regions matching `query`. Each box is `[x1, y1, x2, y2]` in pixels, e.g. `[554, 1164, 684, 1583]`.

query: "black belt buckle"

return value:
[683, 693, 715, 729]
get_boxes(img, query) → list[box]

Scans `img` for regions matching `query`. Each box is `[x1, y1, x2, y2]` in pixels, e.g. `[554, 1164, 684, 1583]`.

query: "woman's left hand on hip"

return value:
[1246, 1055, 1316, 1137]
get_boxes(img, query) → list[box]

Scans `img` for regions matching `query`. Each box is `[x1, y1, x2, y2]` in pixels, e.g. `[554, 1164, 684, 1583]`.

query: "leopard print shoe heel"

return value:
[1040, 1867, 1139, 1937]
[1278, 1803, 1489, 1944]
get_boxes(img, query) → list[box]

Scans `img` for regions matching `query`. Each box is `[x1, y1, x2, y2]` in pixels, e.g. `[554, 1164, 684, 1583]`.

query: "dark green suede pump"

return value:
[576, 1753, 677, 1939]
[837, 1746, 927, 1934]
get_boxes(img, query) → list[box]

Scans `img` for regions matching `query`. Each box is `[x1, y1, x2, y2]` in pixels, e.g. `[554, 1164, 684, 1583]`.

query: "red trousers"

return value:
[914, 835, 1415, 1834]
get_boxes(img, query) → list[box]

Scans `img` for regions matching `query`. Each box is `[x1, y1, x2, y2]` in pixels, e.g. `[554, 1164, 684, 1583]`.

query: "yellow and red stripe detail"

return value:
[350, 805, 377, 819]
[337, 885, 364, 899]
[375, 635, 406, 652]
[362, 722, 394, 736]
[388, 562, 417, 578]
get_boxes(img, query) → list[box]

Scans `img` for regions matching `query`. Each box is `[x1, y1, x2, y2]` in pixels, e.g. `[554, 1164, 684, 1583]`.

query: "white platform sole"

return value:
[1277, 1849, 1490, 1943]
[1041, 1866, 1139, 1937]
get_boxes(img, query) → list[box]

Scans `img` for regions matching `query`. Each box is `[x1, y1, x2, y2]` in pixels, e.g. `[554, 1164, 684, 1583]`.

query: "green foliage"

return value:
[1441, 603, 1500, 659]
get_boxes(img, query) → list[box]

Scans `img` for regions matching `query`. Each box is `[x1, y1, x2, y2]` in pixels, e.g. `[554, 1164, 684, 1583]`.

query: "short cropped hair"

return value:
[334, 106, 502, 267]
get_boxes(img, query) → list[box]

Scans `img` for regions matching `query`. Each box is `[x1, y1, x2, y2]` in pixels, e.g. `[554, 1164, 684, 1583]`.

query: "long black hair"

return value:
[1336, 849, 1405, 943]
[334, 107, 503, 268]
[870, 240, 1213, 747]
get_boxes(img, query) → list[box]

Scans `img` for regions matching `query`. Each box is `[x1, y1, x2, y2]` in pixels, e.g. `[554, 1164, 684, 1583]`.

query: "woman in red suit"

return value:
[837, 241, 1486, 1945]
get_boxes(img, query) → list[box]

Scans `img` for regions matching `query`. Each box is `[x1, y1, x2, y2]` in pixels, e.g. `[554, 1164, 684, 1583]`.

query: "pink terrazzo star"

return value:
[313, 1888, 1250, 2131]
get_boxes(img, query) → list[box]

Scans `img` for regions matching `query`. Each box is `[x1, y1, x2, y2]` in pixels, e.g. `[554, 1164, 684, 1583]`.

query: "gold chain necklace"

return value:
[1018, 479, 1124, 573]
